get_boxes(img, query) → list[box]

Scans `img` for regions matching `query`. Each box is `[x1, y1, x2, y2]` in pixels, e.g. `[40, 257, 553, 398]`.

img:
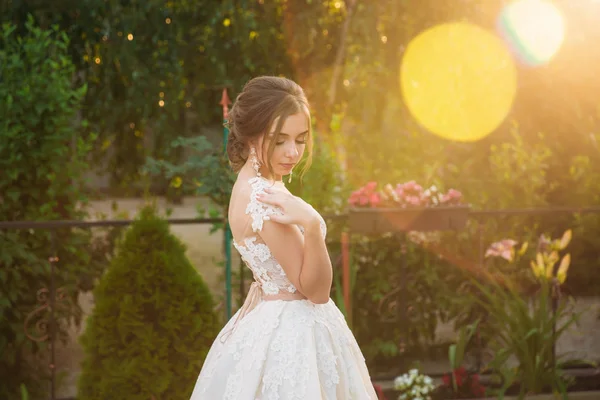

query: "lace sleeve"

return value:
[245, 177, 284, 232]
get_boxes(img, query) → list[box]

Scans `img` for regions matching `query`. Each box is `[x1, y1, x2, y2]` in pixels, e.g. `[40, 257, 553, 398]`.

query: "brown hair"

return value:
[226, 76, 313, 178]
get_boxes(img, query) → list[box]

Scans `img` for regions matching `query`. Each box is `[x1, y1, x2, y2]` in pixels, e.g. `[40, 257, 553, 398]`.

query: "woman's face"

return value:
[259, 112, 309, 181]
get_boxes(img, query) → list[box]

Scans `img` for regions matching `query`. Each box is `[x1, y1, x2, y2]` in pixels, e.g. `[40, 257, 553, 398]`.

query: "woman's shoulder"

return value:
[232, 175, 284, 233]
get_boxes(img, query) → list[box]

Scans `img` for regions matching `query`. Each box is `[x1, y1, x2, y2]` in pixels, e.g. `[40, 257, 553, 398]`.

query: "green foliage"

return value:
[0, 17, 105, 399]
[144, 134, 233, 245]
[350, 234, 453, 374]
[287, 133, 350, 215]
[468, 231, 589, 398]
[343, 90, 600, 370]
[337, 0, 600, 348]
[144, 135, 234, 210]
[0, 18, 89, 219]
[448, 320, 479, 374]
[559, 153, 600, 295]
[568, 213, 600, 296]
[1, 1, 292, 189]
[78, 206, 219, 400]
[20, 384, 29, 400]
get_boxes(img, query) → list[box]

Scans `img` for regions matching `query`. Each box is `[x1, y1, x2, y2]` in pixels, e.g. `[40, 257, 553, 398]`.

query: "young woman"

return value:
[190, 76, 377, 400]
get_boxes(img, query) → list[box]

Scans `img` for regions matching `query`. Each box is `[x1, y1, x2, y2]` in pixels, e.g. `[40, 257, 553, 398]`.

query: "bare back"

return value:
[227, 170, 321, 297]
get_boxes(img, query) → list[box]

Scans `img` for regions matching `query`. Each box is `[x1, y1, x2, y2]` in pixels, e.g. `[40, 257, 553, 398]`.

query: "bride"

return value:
[190, 76, 377, 400]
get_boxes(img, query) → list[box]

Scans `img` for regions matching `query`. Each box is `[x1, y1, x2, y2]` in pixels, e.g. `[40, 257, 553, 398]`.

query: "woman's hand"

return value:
[257, 187, 320, 228]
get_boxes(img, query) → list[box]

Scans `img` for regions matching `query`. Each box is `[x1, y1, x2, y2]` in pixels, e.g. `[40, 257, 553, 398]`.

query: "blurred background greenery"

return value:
[2, 1, 600, 398]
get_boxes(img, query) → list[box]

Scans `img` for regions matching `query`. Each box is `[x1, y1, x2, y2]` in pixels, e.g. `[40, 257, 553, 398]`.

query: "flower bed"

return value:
[348, 181, 470, 234]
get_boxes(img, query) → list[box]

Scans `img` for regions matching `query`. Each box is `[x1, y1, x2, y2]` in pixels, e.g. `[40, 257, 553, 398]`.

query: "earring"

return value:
[249, 147, 261, 177]
[288, 169, 293, 184]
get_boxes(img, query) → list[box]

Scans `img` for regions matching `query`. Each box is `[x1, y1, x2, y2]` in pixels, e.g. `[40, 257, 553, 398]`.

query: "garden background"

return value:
[1, 1, 600, 399]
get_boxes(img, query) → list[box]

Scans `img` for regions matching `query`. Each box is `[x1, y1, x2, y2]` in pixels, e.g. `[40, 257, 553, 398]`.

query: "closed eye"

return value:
[276, 136, 307, 146]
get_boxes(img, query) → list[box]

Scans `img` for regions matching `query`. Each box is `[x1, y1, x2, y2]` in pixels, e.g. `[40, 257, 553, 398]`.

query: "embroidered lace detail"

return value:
[246, 176, 284, 232]
[234, 238, 297, 295]
[194, 300, 377, 399]
[233, 176, 326, 296]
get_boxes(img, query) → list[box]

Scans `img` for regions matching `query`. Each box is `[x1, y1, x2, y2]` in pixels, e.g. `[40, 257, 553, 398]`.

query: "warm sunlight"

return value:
[498, 0, 566, 66]
[400, 22, 517, 142]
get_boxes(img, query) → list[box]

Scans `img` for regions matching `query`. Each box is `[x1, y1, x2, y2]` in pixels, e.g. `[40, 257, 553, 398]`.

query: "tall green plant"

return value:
[0, 17, 98, 399]
[78, 206, 219, 400]
[470, 230, 587, 399]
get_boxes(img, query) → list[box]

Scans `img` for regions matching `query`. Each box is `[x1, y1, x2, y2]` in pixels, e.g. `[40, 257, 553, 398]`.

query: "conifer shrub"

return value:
[78, 206, 219, 399]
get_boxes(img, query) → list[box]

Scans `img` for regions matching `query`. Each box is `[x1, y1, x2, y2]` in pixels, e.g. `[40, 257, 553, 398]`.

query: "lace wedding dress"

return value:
[190, 176, 377, 400]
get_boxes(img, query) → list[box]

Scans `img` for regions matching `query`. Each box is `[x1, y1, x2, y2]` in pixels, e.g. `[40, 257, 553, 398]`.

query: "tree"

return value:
[1, 0, 293, 189]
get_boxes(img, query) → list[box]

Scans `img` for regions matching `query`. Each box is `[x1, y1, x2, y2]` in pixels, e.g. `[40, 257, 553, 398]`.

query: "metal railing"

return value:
[2, 205, 600, 399]
[0, 217, 220, 400]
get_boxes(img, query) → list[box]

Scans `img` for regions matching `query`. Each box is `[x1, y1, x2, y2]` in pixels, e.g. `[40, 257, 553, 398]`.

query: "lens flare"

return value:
[498, 0, 566, 66]
[400, 22, 518, 142]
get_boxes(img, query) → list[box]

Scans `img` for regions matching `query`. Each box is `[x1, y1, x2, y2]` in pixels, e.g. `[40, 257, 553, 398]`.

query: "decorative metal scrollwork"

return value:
[23, 255, 71, 344]
[23, 286, 69, 342]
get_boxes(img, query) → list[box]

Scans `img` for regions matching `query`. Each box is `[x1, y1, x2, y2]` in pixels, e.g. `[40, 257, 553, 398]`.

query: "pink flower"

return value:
[439, 189, 462, 205]
[402, 180, 417, 190]
[395, 187, 404, 198]
[348, 191, 362, 206]
[369, 193, 381, 207]
[365, 181, 377, 192]
[350, 180, 464, 209]
[485, 239, 518, 262]
[407, 196, 421, 206]
[538, 234, 551, 252]
[447, 189, 462, 199]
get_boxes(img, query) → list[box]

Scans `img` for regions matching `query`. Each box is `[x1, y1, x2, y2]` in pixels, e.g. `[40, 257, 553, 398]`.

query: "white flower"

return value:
[395, 370, 436, 400]
[394, 376, 403, 388]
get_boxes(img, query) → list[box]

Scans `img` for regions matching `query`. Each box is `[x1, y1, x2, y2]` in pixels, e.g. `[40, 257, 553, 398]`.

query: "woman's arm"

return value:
[256, 190, 332, 303]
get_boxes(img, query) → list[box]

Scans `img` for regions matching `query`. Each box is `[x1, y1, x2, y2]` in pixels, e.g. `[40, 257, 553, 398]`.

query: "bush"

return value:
[78, 206, 219, 400]
[0, 17, 98, 399]
[350, 234, 454, 375]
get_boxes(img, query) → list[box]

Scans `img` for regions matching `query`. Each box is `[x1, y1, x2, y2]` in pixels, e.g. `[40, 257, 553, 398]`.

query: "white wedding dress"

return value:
[190, 176, 377, 400]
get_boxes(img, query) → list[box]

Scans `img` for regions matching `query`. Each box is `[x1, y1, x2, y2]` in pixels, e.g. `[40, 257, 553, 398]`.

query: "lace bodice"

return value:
[233, 176, 327, 295]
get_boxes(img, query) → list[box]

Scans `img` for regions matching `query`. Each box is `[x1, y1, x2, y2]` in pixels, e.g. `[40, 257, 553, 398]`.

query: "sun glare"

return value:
[498, 0, 566, 66]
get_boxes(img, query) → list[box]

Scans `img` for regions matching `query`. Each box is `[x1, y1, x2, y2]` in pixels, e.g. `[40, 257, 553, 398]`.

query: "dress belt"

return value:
[219, 280, 306, 343]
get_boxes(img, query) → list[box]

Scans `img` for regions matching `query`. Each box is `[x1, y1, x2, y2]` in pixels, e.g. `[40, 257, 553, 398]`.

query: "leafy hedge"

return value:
[0, 17, 104, 399]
